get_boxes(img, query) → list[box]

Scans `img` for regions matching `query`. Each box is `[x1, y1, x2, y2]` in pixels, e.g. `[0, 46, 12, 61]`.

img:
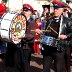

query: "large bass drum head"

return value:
[0, 12, 27, 44]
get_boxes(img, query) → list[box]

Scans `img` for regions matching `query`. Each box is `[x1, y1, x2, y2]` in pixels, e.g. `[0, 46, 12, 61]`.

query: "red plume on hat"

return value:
[23, 4, 34, 12]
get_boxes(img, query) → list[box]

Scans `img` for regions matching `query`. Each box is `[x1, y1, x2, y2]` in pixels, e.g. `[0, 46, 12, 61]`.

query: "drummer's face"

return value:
[54, 7, 64, 17]
[23, 10, 32, 16]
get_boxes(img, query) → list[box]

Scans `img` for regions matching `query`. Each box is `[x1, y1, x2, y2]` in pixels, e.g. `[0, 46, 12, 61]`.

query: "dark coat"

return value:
[21, 17, 36, 49]
[45, 15, 72, 39]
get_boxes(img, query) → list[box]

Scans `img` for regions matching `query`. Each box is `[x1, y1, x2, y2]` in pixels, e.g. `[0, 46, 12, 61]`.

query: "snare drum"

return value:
[0, 12, 26, 44]
[40, 35, 58, 47]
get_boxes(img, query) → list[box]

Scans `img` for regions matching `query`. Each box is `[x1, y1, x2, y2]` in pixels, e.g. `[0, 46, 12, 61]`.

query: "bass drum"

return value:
[0, 12, 26, 44]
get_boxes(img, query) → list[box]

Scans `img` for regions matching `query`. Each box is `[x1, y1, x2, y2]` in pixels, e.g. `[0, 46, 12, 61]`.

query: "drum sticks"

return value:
[49, 26, 59, 35]
[31, 30, 51, 32]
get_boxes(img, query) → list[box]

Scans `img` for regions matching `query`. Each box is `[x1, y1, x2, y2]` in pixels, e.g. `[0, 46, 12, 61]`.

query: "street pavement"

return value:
[30, 54, 54, 72]
[0, 54, 72, 72]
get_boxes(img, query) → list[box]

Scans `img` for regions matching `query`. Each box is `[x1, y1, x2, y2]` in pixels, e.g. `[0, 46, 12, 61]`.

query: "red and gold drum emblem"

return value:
[11, 15, 26, 44]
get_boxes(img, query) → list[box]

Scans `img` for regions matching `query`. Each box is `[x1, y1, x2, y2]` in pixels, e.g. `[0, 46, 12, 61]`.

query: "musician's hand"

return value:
[58, 34, 67, 40]
[35, 29, 43, 34]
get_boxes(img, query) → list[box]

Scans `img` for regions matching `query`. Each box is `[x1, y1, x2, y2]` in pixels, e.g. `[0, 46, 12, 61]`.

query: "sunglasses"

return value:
[24, 9, 32, 12]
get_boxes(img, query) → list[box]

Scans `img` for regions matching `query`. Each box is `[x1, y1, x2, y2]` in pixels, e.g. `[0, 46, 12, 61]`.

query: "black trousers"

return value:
[5, 43, 16, 67]
[42, 45, 66, 72]
[65, 47, 71, 72]
[14, 48, 32, 72]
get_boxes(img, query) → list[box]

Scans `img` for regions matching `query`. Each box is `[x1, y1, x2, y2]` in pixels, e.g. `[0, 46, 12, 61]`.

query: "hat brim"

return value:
[53, 4, 64, 8]
[23, 7, 29, 11]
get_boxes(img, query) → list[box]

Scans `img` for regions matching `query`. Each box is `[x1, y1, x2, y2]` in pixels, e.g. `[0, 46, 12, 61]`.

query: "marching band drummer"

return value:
[36, 0, 72, 72]
[14, 4, 36, 72]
